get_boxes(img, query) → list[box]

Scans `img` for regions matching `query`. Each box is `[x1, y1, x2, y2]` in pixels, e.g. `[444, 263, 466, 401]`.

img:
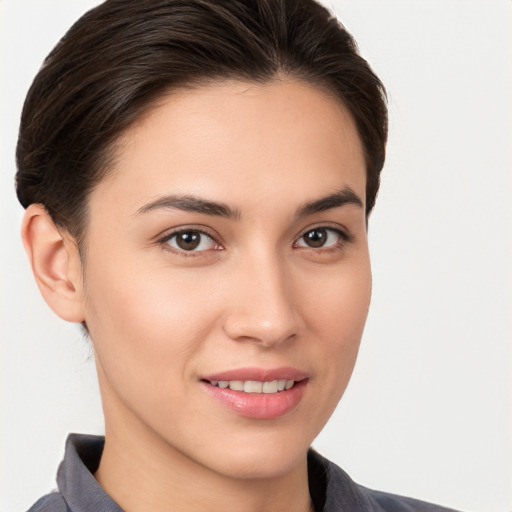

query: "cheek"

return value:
[298, 257, 371, 406]
[81, 256, 221, 406]
[85, 248, 216, 335]
[302, 256, 371, 342]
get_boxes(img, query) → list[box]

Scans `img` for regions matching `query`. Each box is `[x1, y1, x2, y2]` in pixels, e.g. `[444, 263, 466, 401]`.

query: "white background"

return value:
[1, 1, 511, 511]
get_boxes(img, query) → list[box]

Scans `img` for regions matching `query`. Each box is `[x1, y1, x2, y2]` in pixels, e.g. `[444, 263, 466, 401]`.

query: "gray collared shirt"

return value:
[28, 434, 460, 511]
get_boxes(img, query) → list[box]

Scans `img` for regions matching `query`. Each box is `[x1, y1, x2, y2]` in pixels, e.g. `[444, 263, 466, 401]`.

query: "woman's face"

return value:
[80, 79, 371, 478]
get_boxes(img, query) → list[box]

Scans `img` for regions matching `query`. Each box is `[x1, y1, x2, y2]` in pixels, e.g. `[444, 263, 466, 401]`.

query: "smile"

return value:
[207, 379, 295, 393]
[201, 368, 308, 419]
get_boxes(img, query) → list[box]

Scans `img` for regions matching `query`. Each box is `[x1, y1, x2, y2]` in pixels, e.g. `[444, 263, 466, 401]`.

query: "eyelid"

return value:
[294, 223, 352, 243]
[156, 226, 224, 257]
[291, 224, 354, 256]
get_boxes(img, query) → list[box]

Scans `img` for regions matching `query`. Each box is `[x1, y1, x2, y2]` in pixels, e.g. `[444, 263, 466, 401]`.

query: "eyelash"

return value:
[157, 226, 352, 259]
[158, 228, 220, 259]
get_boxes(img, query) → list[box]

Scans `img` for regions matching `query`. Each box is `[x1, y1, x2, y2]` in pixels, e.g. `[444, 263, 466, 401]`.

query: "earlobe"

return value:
[21, 204, 86, 323]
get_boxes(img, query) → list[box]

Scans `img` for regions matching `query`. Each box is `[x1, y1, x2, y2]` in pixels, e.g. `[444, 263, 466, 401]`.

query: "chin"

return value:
[196, 428, 312, 480]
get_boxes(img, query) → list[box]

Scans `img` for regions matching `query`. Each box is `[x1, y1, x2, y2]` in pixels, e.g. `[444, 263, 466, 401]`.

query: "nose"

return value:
[222, 253, 301, 347]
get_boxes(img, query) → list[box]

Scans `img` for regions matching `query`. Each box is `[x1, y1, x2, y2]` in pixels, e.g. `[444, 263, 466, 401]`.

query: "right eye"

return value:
[161, 229, 220, 254]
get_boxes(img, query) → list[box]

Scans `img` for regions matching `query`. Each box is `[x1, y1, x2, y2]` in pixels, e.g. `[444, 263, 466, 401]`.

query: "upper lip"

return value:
[201, 366, 309, 382]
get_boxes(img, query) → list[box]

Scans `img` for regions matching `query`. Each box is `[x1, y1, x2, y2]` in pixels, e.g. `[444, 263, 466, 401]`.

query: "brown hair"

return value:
[16, 0, 387, 248]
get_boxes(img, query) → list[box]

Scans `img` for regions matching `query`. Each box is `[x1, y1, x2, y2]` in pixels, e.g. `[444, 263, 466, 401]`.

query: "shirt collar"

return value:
[57, 434, 123, 512]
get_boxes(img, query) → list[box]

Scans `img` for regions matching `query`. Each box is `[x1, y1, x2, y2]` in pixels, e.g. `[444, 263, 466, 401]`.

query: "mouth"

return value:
[200, 367, 308, 419]
[205, 379, 296, 394]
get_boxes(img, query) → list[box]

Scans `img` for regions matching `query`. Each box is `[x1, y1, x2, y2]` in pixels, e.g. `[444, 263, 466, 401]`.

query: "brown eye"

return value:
[295, 227, 344, 249]
[176, 231, 200, 250]
[166, 230, 217, 252]
[303, 228, 328, 248]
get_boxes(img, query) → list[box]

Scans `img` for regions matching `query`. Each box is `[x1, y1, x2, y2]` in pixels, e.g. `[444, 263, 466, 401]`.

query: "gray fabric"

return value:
[28, 435, 121, 512]
[28, 434, 461, 512]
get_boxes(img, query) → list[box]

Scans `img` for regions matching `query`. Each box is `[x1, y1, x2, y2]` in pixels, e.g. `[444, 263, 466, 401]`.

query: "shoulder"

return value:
[309, 450, 462, 512]
[361, 487, 461, 512]
[27, 492, 69, 512]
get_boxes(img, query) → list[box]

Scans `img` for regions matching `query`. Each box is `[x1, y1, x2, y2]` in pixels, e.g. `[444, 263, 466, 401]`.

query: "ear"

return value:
[21, 204, 85, 323]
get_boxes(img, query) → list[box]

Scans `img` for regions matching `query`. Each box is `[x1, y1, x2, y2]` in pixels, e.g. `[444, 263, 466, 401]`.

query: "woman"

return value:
[11, 0, 470, 511]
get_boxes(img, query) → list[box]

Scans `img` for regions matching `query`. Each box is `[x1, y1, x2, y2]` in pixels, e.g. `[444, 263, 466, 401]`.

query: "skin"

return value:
[23, 79, 371, 512]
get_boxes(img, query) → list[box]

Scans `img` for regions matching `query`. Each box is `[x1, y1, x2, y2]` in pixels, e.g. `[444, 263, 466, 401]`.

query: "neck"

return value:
[95, 408, 313, 512]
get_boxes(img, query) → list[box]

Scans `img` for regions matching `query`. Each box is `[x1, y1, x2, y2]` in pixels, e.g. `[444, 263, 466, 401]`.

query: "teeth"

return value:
[209, 379, 296, 393]
[228, 380, 244, 391]
[244, 381, 262, 393]
[262, 380, 278, 393]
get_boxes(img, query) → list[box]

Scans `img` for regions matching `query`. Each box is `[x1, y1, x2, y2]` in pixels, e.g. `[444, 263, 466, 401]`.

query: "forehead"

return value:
[93, 79, 367, 215]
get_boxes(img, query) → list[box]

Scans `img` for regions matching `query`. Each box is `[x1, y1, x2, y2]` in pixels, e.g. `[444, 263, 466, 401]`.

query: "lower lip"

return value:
[201, 380, 308, 420]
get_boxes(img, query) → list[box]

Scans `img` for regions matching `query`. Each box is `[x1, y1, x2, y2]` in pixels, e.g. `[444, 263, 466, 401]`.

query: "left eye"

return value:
[165, 230, 218, 252]
[295, 227, 342, 249]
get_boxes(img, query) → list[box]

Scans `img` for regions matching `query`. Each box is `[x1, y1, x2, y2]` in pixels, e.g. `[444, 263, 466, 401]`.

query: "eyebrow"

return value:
[294, 187, 363, 218]
[136, 186, 363, 220]
[136, 195, 242, 220]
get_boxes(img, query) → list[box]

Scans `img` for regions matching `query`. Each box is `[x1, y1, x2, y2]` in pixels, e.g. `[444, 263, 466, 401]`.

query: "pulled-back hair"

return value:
[16, 0, 387, 248]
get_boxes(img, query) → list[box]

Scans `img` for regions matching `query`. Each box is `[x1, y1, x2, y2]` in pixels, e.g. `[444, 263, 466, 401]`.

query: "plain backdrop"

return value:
[1, 1, 511, 512]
